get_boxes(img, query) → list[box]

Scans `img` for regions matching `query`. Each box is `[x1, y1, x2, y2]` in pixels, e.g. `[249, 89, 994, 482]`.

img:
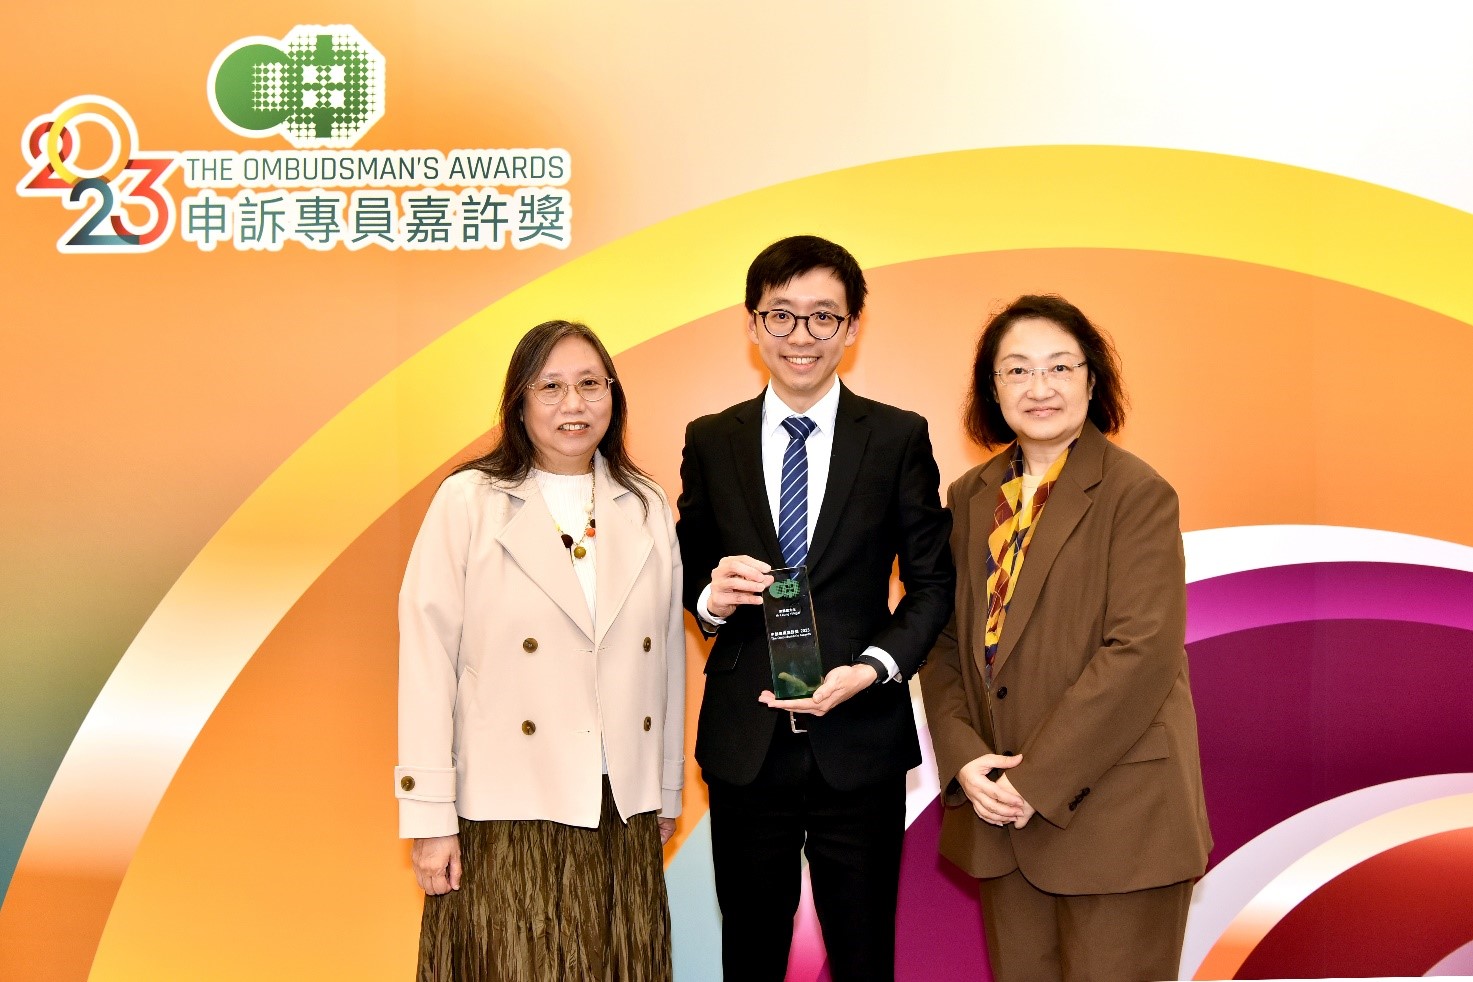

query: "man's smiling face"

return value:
[747, 267, 858, 413]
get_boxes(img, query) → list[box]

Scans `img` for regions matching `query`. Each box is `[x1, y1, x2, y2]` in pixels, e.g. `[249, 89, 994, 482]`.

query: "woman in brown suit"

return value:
[920, 295, 1211, 982]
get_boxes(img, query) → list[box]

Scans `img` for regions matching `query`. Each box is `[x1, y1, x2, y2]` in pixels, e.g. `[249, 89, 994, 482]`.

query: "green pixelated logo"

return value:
[768, 579, 801, 599]
[208, 25, 384, 149]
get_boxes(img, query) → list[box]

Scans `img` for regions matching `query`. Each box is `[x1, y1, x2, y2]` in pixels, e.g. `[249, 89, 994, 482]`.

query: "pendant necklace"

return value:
[556, 466, 596, 560]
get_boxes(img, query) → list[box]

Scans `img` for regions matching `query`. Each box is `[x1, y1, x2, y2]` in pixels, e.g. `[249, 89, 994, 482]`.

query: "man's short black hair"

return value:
[745, 235, 868, 317]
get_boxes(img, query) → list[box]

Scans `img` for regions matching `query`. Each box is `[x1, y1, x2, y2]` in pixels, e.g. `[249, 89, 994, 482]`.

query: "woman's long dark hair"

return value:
[454, 320, 660, 513]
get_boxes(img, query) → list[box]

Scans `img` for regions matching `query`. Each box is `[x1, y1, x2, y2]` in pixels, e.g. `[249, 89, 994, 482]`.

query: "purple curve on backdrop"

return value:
[887, 561, 1473, 978]
[1186, 561, 1473, 644]
[1189, 617, 1473, 868]
[1187, 562, 1473, 867]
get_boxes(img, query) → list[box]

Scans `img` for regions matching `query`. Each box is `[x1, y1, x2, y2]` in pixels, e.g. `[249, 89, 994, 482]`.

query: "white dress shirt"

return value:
[698, 378, 900, 681]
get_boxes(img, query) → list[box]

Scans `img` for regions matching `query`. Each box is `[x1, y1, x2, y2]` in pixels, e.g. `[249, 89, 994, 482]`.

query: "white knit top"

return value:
[532, 463, 605, 772]
[533, 466, 597, 619]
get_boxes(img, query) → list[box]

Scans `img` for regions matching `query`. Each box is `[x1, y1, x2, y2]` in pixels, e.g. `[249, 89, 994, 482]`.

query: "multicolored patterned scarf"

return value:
[982, 442, 1072, 681]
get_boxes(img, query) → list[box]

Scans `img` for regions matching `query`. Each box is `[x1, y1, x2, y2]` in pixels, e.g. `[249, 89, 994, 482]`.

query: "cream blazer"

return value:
[395, 455, 685, 839]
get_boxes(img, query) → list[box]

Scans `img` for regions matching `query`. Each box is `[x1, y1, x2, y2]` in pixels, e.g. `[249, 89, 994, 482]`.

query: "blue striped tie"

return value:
[777, 415, 817, 567]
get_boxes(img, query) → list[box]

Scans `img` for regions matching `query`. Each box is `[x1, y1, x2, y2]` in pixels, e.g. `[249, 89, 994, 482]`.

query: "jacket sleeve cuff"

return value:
[398, 798, 460, 839]
[662, 754, 684, 793]
[942, 777, 969, 808]
[396, 765, 458, 838]
[1008, 768, 1074, 831]
[660, 786, 683, 819]
[395, 765, 456, 802]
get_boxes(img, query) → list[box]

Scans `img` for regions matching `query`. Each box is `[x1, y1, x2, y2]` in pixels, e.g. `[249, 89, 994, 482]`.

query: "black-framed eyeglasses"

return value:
[528, 376, 616, 404]
[755, 308, 850, 341]
[992, 361, 1088, 386]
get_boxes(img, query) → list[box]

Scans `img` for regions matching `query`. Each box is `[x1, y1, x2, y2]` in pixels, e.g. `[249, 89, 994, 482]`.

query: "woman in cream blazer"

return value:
[396, 320, 684, 982]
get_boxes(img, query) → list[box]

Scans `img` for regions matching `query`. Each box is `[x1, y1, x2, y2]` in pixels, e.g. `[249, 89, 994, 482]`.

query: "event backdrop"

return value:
[4, 4, 1473, 980]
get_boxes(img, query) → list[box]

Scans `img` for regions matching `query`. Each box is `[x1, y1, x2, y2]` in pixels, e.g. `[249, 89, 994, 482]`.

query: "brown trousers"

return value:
[979, 868, 1193, 982]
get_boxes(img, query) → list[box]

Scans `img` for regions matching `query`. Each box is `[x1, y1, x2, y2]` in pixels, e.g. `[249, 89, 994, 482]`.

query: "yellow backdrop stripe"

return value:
[17, 147, 1473, 926]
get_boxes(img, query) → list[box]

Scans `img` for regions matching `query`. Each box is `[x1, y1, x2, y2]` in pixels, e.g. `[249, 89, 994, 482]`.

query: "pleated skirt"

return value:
[416, 779, 672, 982]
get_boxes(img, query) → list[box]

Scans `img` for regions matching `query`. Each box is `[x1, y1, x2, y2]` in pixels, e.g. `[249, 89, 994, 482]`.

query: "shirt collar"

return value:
[762, 377, 842, 437]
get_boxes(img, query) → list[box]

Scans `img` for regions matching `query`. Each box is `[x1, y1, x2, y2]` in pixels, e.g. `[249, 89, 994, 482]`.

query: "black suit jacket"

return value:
[676, 384, 955, 790]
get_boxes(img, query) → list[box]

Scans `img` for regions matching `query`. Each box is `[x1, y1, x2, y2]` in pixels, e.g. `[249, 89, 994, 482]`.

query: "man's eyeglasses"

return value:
[528, 376, 616, 404]
[755, 309, 850, 341]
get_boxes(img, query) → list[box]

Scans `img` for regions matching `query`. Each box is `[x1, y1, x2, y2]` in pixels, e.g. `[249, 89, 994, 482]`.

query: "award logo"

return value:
[18, 25, 571, 255]
[209, 26, 385, 150]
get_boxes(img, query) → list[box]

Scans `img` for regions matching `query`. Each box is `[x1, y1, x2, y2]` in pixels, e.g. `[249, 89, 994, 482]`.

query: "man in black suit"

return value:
[676, 235, 955, 981]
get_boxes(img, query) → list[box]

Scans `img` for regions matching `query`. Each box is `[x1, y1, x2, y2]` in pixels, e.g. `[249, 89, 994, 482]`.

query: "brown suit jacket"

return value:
[919, 422, 1211, 895]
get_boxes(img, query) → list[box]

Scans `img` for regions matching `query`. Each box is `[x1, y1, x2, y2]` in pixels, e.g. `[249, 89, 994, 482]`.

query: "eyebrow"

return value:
[765, 296, 843, 311]
[998, 350, 1079, 361]
[538, 368, 604, 380]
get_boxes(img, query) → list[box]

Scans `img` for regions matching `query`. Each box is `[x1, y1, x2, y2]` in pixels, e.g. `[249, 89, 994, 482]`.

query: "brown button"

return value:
[522, 720, 536, 735]
[643, 637, 652, 652]
[399, 775, 416, 792]
[522, 638, 538, 653]
[642, 716, 652, 731]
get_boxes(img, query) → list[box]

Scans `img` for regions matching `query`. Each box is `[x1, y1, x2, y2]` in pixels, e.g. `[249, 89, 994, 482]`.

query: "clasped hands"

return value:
[957, 753, 1037, 829]
[708, 555, 876, 716]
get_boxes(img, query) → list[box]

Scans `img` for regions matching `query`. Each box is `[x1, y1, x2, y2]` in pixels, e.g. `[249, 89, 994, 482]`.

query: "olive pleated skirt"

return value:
[416, 779, 672, 982]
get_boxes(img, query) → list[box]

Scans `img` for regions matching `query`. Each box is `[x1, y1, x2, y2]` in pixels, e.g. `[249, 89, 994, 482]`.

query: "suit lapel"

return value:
[966, 450, 1013, 680]
[806, 385, 868, 571]
[496, 473, 596, 640]
[967, 455, 1007, 678]
[728, 395, 783, 564]
[593, 457, 653, 645]
[991, 424, 1106, 680]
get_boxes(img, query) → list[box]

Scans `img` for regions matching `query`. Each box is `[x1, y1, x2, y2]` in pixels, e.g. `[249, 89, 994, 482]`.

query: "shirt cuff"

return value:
[858, 646, 901, 682]
[696, 584, 727, 630]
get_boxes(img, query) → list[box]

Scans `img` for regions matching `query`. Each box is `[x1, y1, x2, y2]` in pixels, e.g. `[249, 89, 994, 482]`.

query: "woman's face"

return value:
[523, 336, 614, 474]
[993, 316, 1093, 458]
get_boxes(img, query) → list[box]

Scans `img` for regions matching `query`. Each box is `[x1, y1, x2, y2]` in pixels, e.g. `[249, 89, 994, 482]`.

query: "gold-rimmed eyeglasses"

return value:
[528, 376, 616, 404]
[993, 361, 1087, 386]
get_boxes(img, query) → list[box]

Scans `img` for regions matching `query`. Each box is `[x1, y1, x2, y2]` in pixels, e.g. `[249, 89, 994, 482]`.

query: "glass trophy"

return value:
[762, 565, 826, 700]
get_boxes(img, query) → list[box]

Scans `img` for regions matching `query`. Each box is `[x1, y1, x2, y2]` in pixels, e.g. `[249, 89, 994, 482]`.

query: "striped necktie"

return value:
[777, 415, 817, 567]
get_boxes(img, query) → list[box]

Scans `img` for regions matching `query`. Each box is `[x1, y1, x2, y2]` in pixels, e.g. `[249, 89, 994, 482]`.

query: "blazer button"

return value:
[522, 720, 536, 735]
[399, 776, 415, 792]
[643, 716, 652, 731]
[522, 638, 538, 653]
[1068, 800, 1079, 812]
[643, 637, 652, 652]
[996, 686, 1008, 699]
